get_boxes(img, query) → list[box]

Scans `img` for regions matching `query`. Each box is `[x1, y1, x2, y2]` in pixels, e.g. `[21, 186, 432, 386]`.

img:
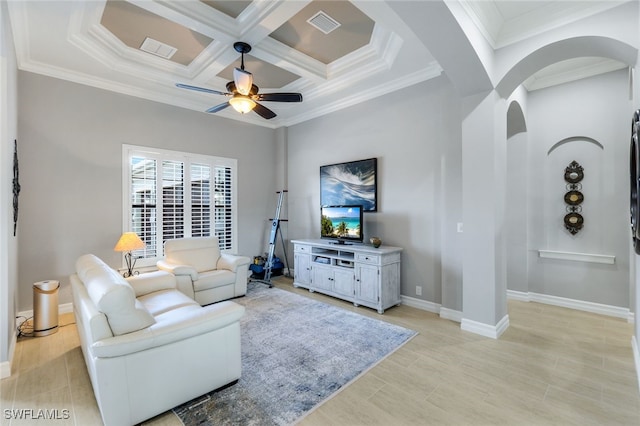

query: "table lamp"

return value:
[114, 232, 145, 277]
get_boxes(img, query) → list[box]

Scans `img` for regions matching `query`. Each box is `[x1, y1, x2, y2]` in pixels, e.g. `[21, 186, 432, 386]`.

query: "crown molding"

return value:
[283, 63, 442, 127]
[457, 0, 501, 49]
[524, 58, 627, 91]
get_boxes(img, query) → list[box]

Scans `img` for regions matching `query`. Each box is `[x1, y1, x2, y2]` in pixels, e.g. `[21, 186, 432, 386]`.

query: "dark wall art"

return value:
[13, 139, 20, 236]
[564, 160, 584, 235]
[630, 110, 640, 253]
[320, 158, 377, 211]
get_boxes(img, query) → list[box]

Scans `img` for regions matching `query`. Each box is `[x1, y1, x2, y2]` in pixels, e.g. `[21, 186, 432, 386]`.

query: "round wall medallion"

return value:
[564, 212, 584, 235]
[564, 190, 584, 205]
[564, 161, 584, 184]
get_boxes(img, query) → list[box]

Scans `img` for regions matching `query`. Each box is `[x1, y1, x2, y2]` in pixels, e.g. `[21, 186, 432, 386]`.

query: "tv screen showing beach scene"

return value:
[321, 205, 363, 243]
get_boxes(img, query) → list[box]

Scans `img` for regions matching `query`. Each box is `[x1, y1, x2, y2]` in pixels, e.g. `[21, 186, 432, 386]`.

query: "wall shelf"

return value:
[538, 250, 615, 265]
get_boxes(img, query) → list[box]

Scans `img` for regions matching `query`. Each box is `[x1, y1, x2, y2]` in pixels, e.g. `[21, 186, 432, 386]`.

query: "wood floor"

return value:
[2, 276, 639, 425]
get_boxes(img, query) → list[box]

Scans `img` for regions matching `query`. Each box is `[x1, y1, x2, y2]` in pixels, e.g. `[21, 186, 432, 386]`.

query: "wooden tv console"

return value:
[292, 239, 402, 314]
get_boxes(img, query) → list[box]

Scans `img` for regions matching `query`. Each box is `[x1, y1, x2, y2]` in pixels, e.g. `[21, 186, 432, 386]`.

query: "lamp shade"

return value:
[229, 96, 256, 114]
[114, 232, 145, 252]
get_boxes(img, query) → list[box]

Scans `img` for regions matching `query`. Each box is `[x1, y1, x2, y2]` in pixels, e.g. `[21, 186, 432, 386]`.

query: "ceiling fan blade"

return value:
[255, 93, 303, 103]
[176, 83, 230, 96]
[205, 102, 231, 113]
[233, 68, 253, 96]
[252, 102, 277, 120]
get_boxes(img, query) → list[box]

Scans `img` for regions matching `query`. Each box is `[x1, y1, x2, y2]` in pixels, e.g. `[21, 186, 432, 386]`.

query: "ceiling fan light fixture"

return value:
[233, 67, 253, 95]
[229, 95, 256, 114]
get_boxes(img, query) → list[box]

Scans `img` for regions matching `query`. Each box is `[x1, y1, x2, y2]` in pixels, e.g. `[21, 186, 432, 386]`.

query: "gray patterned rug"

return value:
[173, 281, 417, 425]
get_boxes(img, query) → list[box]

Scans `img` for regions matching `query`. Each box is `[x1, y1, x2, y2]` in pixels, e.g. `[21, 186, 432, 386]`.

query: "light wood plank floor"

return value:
[2, 276, 639, 425]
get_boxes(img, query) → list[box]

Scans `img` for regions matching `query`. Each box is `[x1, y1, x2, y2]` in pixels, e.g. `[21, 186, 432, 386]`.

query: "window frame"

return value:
[122, 144, 237, 269]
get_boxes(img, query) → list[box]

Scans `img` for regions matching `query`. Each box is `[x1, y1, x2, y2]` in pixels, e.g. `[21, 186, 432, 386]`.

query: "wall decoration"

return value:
[563, 160, 583, 235]
[12, 139, 20, 236]
[630, 110, 640, 254]
[320, 158, 377, 211]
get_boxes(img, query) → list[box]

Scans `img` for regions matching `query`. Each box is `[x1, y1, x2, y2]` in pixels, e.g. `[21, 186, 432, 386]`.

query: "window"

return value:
[123, 145, 237, 267]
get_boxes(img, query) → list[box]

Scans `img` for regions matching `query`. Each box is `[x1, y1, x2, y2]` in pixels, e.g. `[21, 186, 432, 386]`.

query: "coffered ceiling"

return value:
[7, 1, 629, 128]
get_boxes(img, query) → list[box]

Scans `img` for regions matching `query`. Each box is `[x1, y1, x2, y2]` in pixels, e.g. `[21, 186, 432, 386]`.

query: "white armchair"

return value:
[157, 236, 251, 306]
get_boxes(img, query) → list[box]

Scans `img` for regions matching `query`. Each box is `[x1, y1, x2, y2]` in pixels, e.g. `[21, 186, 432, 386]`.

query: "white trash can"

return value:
[33, 280, 59, 337]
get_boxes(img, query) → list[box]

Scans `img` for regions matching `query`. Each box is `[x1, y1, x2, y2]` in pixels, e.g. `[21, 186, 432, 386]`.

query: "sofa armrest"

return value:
[90, 301, 245, 358]
[217, 253, 251, 272]
[126, 270, 177, 297]
[157, 260, 198, 281]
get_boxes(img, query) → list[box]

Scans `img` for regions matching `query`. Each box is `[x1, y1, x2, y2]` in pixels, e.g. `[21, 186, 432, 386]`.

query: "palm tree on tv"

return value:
[321, 215, 334, 236]
[336, 221, 349, 237]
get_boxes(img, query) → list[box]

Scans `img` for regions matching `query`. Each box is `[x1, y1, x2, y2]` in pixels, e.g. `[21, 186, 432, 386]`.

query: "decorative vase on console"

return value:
[370, 237, 382, 248]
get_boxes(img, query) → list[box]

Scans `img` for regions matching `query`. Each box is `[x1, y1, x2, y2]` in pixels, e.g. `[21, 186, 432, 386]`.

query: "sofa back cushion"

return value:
[76, 254, 155, 336]
[164, 237, 221, 273]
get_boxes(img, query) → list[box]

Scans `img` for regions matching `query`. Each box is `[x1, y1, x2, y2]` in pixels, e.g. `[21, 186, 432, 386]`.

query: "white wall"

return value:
[527, 69, 630, 308]
[16, 72, 280, 312]
[1, 1, 19, 375]
[286, 75, 462, 306]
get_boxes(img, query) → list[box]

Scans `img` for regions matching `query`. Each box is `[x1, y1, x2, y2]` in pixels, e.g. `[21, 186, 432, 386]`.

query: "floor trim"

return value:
[16, 302, 74, 321]
[507, 290, 632, 321]
[0, 332, 16, 379]
[439, 307, 463, 323]
[633, 336, 640, 394]
[461, 314, 510, 339]
[401, 295, 440, 313]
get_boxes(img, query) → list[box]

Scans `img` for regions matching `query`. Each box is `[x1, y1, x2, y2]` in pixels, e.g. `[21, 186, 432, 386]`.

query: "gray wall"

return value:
[526, 69, 630, 308]
[17, 71, 279, 311]
[286, 75, 463, 307]
[1, 1, 19, 367]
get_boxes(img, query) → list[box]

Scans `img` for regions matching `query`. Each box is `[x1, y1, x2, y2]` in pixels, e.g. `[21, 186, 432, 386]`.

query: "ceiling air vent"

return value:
[139, 37, 177, 59]
[307, 11, 341, 35]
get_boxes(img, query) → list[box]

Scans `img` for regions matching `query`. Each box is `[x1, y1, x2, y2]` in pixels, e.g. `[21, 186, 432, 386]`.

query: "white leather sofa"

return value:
[157, 237, 251, 306]
[71, 254, 245, 426]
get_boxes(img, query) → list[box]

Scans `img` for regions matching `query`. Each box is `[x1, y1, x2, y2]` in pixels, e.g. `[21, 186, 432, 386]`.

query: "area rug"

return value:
[173, 281, 417, 425]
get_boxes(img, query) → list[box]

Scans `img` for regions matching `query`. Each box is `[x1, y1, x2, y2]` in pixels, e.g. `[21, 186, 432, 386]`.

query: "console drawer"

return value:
[295, 244, 311, 253]
[355, 253, 380, 265]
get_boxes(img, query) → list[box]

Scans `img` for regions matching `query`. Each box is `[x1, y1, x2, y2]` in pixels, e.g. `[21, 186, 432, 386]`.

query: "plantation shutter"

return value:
[130, 157, 158, 259]
[123, 145, 237, 268]
[191, 163, 211, 238]
[162, 160, 185, 241]
[214, 165, 233, 250]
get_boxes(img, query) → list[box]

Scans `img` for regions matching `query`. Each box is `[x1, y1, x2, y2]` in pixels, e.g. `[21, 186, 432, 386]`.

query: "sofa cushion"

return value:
[193, 270, 236, 292]
[137, 289, 198, 316]
[76, 254, 155, 336]
[164, 237, 221, 273]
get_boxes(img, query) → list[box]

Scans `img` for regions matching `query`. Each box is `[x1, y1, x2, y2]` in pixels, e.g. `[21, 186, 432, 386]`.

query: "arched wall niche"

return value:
[496, 36, 637, 98]
[547, 136, 604, 156]
[505, 99, 529, 293]
[507, 101, 527, 139]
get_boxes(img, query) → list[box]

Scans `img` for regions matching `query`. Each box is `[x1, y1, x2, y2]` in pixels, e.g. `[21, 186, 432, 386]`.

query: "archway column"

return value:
[460, 89, 509, 338]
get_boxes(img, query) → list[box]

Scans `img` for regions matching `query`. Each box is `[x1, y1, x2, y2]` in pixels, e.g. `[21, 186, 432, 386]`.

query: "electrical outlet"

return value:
[416, 286, 422, 296]
[457, 222, 463, 233]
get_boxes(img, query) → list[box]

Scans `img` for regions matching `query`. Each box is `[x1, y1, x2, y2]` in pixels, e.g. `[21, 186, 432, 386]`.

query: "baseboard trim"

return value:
[506, 289, 530, 301]
[400, 295, 440, 314]
[439, 307, 463, 323]
[0, 332, 16, 379]
[506, 290, 631, 321]
[16, 302, 74, 321]
[461, 314, 510, 339]
[633, 336, 640, 394]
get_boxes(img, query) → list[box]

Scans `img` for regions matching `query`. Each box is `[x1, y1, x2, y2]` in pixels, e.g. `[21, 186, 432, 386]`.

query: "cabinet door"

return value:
[356, 264, 379, 304]
[312, 264, 333, 292]
[333, 268, 354, 297]
[294, 253, 311, 287]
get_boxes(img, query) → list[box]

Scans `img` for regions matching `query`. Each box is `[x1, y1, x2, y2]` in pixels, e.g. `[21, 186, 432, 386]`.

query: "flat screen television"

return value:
[320, 205, 363, 244]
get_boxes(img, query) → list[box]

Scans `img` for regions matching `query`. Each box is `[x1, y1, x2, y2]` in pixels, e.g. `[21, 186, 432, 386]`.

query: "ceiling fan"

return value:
[176, 42, 303, 120]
